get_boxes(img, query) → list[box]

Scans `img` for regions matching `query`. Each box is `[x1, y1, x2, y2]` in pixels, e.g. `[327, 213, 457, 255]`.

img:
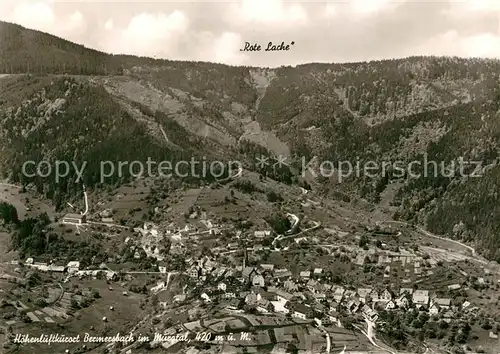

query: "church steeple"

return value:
[242, 248, 248, 269]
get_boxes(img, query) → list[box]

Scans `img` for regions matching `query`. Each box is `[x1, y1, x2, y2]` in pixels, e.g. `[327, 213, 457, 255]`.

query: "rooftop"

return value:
[63, 213, 85, 219]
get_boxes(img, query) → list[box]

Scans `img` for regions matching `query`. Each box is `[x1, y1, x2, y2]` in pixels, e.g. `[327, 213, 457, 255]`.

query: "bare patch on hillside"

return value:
[242, 69, 290, 156]
[100, 77, 237, 147]
[240, 121, 291, 157]
[249, 69, 277, 110]
[100, 77, 184, 114]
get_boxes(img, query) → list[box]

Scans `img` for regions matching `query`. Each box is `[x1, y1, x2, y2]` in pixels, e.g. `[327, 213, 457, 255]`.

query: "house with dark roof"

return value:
[242, 267, 257, 282]
[292, 303, 313, 320]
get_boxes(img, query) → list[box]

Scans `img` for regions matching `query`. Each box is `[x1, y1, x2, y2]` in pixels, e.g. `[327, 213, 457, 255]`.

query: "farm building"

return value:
[62, 213, 86, 225]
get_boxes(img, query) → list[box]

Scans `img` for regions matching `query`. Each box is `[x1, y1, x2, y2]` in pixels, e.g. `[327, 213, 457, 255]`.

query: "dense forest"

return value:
[255, 57, 500, 261]
[0, 21, 123, 75]
[0, 202, 103, 265]
[0, 76, 232, 210]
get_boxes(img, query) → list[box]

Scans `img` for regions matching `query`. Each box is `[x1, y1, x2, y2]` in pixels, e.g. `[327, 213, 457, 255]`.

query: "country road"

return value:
[216, 165, 243, 183]
[271, 220, 321, 249]
[377, 220, 490, 265]
[286, 212, 299, 233]
[354, 319, 396, 354]
[318, 325, 331, 353]
[379, 220, 476, 256]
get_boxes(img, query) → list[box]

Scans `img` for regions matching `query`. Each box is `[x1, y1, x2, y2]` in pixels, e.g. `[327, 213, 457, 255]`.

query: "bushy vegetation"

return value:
[0, 202, 105, 265]
[266, 190, 283, 203]
[0, 202, 18, 224]
[378, 309, 475, 350]
[233, 180, 260, 194]
[265, 213, 291, 234]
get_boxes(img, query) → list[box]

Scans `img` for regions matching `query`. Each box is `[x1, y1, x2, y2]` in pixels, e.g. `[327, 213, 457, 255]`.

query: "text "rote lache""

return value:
[240, 41, 295, 52]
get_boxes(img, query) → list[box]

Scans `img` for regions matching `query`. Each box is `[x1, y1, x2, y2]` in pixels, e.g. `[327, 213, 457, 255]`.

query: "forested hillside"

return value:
[1, 21, 500, 260]
[255, 60, 500, 260]
[0, 75, 228, 210]
[0, 21, 123, 75]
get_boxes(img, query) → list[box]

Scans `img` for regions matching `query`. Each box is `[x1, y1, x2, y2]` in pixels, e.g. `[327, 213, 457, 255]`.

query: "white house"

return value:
[260, 264, 275, 272]
[254, 230, 271, 238]
[385, 300, 397, 310]
[32, 262, 49, 271]
[218, 282, 227, 292]
[333, 286, 346, 302]
[369, 290, 380, 302]
[62, 213, 86, 225]
[399, 288, 413, 295]
[429, 304, 440, 316]
[245, 292, 261, 305]
[292, 309, 307, 320]
[271, 301, 289, 314]
[284, 280, 298, 292]
[201, 293, 211, 303]
[48, 264, 65, 272]
[251, 274, 265, 287]
[174, 294, 186, 303]
[299, 271, 311, 279]
[188, 267, 199, 278]
[381, 288, 394, 301]
[395, 294, 411, 309]
[292, 303, 313, 319]
[357, 288, 373, 303]
[412, 290, 429, 309]
[151, 281, 166, 293]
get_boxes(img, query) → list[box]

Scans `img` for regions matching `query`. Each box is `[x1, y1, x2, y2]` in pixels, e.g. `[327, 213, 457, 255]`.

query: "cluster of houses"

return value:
[132, 221, 229, 262]
[24, 258, 79, 273]
[23, 258, 116, 281]
[177, 252, 467, 328]
[342, 287, 456, 321]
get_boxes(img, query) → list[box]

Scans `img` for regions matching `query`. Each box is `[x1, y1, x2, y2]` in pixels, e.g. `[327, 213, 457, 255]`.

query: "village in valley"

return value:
[0, 169, 500, 354]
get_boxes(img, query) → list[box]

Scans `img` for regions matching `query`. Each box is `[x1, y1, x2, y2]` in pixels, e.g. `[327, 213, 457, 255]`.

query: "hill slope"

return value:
[1, 21, 500, 260]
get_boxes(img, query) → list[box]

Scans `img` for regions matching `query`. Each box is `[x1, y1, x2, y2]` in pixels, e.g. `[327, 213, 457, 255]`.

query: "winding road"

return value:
[376, 220, 492, 266]
[318, 325, 331, 353]
[216, 165, 243, 183]
[271, 220, 321, 248]
[82, 185, 89, 216]
[354, 318, 396, 354]
[286, 212, 300, 233]
[378, 220, 475, 255]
